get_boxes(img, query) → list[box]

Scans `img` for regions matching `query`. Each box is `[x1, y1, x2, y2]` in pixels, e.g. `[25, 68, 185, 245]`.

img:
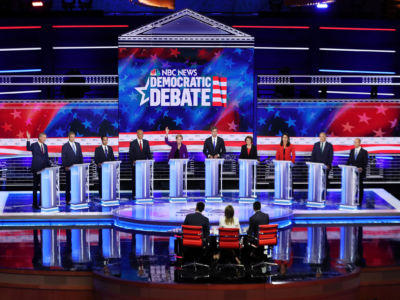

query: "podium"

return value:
[306, 162, 327, 208]
[38, 166, 60, 212]
[71, 229, 91, 264]
[339, 165, 360, 209]
[70, 163, 90, 210]
[238, 159, 258, 202]
[205, 158, 224, 202]
[339, 227, 358, 264]
[102, 228, 121, 259]
[169, 158, 189, 202]
[135, 160, 154, 202]
[304, 227, 327, 265]
[101, 161, 121, 206]
[273, 160, 293, 205]
[42, 229, 61, 267]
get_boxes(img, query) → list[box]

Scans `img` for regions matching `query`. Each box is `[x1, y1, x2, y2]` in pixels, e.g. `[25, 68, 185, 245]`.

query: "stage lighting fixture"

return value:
[316, 3, 328, 8]
[32, 1, 44, 7]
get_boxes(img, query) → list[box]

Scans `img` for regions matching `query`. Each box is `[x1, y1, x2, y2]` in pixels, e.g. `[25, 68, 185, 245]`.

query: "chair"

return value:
[176, 225, 210, 281]
[215, 227, 246, 280]
[249, 224, 279, 277]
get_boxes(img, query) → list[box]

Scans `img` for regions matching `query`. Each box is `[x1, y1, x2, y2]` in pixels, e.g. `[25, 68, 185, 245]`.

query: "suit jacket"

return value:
[129, 139, 152, 162]
[165, 136, 188, 160]
[239, 144, 258, 159]
[183, 212, 210, 239]
[347, 148, 368, 178]
[61, 142, 83, 168]
[247, 211, 270, 238]
[26, 141, 51, 173]
[94, 145, 115, 166]
[203, 136, 226, 158]
[275, 144, 296, 163]
[311, 141, 333, 167]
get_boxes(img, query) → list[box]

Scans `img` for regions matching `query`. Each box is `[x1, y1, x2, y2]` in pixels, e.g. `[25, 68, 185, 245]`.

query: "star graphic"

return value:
[376, 104, 388, 115]
[309, 112, 316, 120]
[258, 117, 266, 126]
[135, 78, 150, 106]
[266, 105, 274, 112]
[342, 122, 354, 133]
[2, 122, 12, 132]
[11, 110, 21, 119]
[163, 111, 169, 117]
[373, 128, 385, 137]
[234, 48, 243, 55]
[285, 117, 296, 128]
[300, 128, 308, 135]
[150, 54, 157, 61]
[274, 111, 280, 118]
[147, 117, 155, 125]
[25, 118, 32, 125]
[170, 48, 180, 58]
[230, 100, 239, 108]
[224, 58, 234, 68]
[173, 116, 183, 126]
[328, 131, 336, 137]
[17, 131, 24, 138]
[72, 112, 78, 119]
[102, 113, 108, 120]
[55, 127, 64, 137]
[82, 119, 92, 129]
[237, 80, 245, 88]
[389, 118, 398, 128]
[112, 121, 119, 128]
[358, 113, 371, 124]
[228, 120, 238, 131]
[155, 107, 163, 113]
[162, 61, 171, 68]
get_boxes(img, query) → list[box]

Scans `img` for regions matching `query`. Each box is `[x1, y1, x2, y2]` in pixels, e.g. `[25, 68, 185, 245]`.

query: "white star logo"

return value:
[135, 78, 150, 106]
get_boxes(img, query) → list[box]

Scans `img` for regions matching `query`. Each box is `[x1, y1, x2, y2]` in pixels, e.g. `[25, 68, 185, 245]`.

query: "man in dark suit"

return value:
[247, 201, 270, 239]
[311, 132, 334, 186]
[26, 131, 51, 209]
[129, 129, 152, 198]
[62, 131, 83, 205]
[94, 136, 115, 198]
[183, 202, 210, 239]
[347, 138, 368, 207]
[203, 126, 226, 159]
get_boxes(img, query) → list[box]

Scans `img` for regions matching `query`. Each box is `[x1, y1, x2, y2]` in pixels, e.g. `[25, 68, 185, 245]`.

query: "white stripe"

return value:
[0, 90, 41, 95]
[219, 81, 227, 87]
[0, 47, 41, 52]
[53, 46, 118, 50]
[255, 46, 309, 51]
[319, 90, 395, 96]
[320, 48, 396, 53]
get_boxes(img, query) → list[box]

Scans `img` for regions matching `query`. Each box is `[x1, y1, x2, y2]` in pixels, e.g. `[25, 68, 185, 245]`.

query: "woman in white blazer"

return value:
[219, 205, 241, 233]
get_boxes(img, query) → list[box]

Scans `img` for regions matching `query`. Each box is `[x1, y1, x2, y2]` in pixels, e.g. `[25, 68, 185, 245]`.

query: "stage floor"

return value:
[0, 188, 399, 231]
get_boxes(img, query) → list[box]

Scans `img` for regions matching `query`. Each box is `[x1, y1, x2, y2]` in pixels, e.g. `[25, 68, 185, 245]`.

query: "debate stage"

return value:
[0, 188, 399, 230]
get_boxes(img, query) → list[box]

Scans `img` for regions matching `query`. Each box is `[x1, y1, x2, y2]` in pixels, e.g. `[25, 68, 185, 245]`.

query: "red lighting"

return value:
[52, 25, 129, 29]
[233, 25, 310, 29]
[320, 26, 396, 31]
[0, 26, 41, 30]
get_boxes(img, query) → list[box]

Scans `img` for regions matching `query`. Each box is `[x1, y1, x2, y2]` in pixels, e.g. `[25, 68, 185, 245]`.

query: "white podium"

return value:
[38, 166, 60, 212]
[273, 160, 293, 205]
[238, 159, 258, 201]
[42, 229, 61, 267]
[101, 161, 121, 206]
[205, 158, 224, 202]
[339, 165, 360, 209]
[135, 160, 154, 202]
[102, 228, 121, 259]
[70, 163, 90, 210]
[169, 158, 189, 202]
[306, 162, 327, 208]
[71, 229, 91, 264]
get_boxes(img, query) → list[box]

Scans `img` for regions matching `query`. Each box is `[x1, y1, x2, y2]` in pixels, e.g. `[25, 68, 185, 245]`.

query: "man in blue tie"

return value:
[311, 132, 334, 187]
[347, 138, 368, 207]
[62, 131, 83, 205]
[26, 131, 52, 209]
[94, 136, 115, 198]
[202, 126, 226, 159]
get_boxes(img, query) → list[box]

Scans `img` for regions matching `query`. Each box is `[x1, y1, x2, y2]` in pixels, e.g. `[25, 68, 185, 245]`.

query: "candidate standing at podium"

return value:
[94, 136, 115, 198]
[275, 133, 295, 163]
[26, 131, 51, 209]
[347, 138, 368, 207]
[129, 129, 152, 198]
[203, 126, 226, 159]
[311, 132, 333, 186]
[239, 136, 258, 159]
[164, 127, 188, 159]
[62, 131, 83, 205]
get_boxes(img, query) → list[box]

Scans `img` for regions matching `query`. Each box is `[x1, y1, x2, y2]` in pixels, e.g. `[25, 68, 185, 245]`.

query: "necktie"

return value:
[320, 142, 324, 152]
[355, 149, 358, 159]
[40, 144, 44, 154]
[213, 138, 216, 150]
[72, 143, 76, 154]
[139, 140, 143, 151]
[104, 146, 108, 157]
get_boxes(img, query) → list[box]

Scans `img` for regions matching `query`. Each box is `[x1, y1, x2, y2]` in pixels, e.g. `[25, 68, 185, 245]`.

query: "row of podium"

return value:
[38, 159, 361, 212]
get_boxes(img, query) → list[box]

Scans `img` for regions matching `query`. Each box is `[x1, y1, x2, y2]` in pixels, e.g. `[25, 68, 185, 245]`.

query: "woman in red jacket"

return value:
[276, 133, 295, 163]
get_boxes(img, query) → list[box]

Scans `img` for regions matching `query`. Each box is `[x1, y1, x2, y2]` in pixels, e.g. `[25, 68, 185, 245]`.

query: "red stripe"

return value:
[52, 25, 129, 28]
[0, 26, 42, 30]
[233, 25, 310, 29]
[220, 77, 227, 82]
[320, 26, 396, 31]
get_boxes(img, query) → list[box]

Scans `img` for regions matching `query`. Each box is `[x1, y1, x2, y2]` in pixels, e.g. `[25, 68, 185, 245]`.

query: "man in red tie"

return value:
[129, 129, 152, 198]
[26, 131, 52, 209]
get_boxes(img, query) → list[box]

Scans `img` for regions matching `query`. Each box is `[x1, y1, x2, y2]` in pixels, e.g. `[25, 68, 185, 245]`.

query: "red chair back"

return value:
[258, 224, 278, 246]
[182, 225, 203, 248]
[219, 227, 240, 249]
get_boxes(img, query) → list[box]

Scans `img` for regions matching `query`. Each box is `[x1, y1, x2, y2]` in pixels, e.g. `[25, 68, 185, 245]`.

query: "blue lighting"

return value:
[0, 68, 42, 73]
[375, 156, 394, 160]
[319, 69, 396, 75]
[316, 3, 328, 9]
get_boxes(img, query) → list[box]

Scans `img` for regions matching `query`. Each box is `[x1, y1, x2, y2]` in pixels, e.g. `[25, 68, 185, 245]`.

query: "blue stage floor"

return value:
[0, 188, 399, 231]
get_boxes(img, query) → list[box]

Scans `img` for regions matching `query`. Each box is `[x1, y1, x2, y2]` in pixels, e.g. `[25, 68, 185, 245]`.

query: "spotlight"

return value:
[316, 3, 328, 8]
[32, 1, 44, 7]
